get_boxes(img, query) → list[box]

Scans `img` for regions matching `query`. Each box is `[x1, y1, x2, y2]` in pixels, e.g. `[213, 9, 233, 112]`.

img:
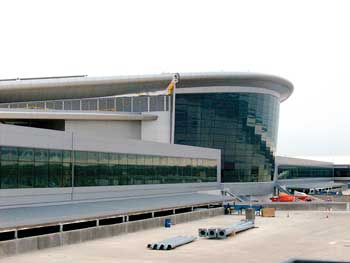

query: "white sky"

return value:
[1, 0, 350, 163]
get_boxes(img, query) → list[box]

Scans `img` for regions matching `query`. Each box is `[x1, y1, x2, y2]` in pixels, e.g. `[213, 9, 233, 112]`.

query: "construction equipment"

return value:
[147, 235, 196, 250]
[198, 228, 208, 237]
[207, 228, 218, 239]
[224, 203, 263, 215]
[199, 220, 255, 239]
[216, 220, 255, 239]
[270, 192, 295, 202]
[221, 189, 246, 202]
[272, 186, 314, 202]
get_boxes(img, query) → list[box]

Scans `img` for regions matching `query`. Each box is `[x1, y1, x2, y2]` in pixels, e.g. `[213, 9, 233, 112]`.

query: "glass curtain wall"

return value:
[175, 93, 279, 182]
[0, 146, 217, 189]
[334, 167, 350, 177]
[278, 166, 334, 179]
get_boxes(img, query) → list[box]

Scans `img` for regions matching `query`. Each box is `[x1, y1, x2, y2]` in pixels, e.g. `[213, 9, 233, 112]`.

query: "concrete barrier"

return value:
[0, 207, 224, 258]
[258, 202, 348, 211]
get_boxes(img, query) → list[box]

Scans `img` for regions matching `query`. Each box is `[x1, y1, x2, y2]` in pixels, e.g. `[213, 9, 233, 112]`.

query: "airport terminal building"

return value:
[0, 72, 296, 206]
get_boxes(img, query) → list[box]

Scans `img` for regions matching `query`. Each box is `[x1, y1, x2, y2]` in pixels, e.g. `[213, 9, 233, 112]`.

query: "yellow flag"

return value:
[166, 81, 175, 95]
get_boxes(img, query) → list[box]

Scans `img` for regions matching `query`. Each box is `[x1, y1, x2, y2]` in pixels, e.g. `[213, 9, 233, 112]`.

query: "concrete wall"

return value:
[0, 124, 221, 207]
[259, 202, 349, 211]
[141, 111, 170, 143]
[0, 123, 220, 162]
[65, 120, 141, 140]
[0, 207, 224, 257]
[0, 183, 221, 207]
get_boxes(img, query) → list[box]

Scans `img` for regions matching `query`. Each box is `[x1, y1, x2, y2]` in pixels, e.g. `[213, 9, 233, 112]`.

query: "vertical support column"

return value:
[70, 132, 75, 201]
[97, 98, 100, 111]
[164, 95, 167, 111]
[131, 97, 134, 112]
[217, 156, 221, 184]
[147, 96, 150, 112]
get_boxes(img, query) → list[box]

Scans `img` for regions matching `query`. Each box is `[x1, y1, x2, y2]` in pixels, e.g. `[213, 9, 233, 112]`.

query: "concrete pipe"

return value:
[198, 228, 208, 237]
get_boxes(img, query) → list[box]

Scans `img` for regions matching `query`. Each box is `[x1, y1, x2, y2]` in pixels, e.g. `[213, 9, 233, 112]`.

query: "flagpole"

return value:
[170, 73, 179, 144]
[171, 81, 176, 144]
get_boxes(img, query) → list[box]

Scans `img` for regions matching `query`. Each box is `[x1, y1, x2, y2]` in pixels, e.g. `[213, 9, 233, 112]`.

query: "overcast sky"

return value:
[1, 0, 349, 163]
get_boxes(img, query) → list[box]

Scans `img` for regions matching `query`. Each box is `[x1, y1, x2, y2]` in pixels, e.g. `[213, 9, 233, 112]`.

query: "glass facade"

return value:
[278, 166, 334, 179]
[334, 166, 350, 177]
[0, 146, 217, 189]
[175, 93, 279, 182]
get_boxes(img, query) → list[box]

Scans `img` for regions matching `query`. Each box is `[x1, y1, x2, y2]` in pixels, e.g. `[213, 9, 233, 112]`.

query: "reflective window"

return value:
[1, 161, 18, 188]
[18, 148, 34, 162]
[175, 93, 279, 182]
[0, 146, 217, 188]
[1, 146, 18, 161]
[35, 149, 48, 162]
[334, 167, 350, 177]
[278, 166, 334, 179]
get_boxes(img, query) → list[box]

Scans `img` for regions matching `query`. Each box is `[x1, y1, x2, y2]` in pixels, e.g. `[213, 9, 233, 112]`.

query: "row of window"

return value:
[0, 95, 170, 113]
[278, 166, 334, 179]
[0, 146, 218, 189]
[333, 167, 350, 177]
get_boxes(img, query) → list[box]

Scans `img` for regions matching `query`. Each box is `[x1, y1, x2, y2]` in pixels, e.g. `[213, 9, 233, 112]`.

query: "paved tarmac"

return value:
[3, 211, 350, 263]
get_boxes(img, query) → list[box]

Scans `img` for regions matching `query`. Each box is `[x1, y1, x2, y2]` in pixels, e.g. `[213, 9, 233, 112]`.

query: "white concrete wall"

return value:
[65, 120, 141, 140]
[141, 111, 170, 144]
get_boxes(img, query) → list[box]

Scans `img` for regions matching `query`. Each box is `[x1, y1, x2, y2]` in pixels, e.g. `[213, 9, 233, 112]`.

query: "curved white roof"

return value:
[0, 72, 293, 103]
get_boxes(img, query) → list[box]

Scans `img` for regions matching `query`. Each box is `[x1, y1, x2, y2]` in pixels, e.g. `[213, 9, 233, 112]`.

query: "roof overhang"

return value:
[285, 181, 345, 190]
[0, 108, 158, 121]
[0, 72, 293, 103]
[276, 156, 334, 168]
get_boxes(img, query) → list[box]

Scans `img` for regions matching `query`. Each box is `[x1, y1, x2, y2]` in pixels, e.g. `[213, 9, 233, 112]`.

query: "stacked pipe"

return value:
[217, 220, 254, 239]
[198, 220, 255, 239]
[147, 236, 196, 250]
